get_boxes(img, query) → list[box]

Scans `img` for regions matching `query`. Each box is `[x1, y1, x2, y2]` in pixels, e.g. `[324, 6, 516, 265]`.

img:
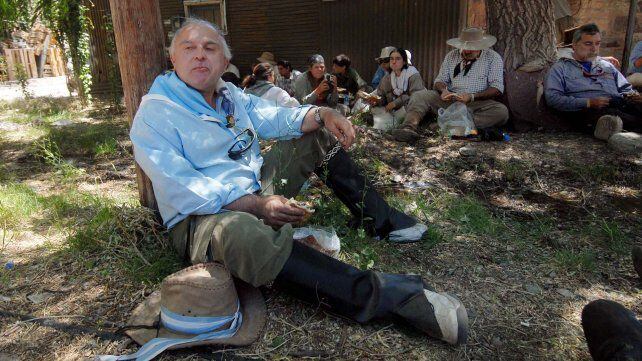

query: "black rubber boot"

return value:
[581, 299, 642, 361]
[274, 242, 468, 345]
[314, 148, 417, 239]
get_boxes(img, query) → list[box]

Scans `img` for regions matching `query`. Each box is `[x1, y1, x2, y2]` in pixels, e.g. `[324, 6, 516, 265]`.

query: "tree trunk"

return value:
[109, 0, 167, 210]
[487, 0, 560, 129]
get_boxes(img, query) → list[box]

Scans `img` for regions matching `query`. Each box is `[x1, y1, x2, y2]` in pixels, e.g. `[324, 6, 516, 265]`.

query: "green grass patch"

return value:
[436, 194, 500, 236]
[47, 121, 127, 158]
[554, 249, 596, 273]
[33, 137, 85, 181]
[562, 160, 619, 183]
[0, 183, 41, 229]
[498, 158, 530, 182]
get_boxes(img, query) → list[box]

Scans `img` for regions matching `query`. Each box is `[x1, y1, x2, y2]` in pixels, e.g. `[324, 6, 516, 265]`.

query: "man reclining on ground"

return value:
[545, 23, 642, 134]
[129, 18, 469, 345]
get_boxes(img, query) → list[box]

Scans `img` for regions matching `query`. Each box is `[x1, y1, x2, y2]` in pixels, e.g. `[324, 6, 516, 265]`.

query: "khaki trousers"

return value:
[170, 128, 335, 287]
[426, 90, 509, 129]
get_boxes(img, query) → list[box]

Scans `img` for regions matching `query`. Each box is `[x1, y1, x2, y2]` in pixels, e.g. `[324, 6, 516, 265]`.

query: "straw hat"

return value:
[123, 263, 266, 353]
[257, 51, 277, 65]
[446, 28, 497, 51]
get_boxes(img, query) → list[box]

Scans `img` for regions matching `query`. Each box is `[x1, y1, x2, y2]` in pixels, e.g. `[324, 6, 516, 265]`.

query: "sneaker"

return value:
[388, 223, 428, 243]
[395, 289, 469, 345]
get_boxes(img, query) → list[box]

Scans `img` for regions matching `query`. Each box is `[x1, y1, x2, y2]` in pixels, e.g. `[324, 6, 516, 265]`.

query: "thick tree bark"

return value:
[109, 0, 167, 210]
[487, 0, 560, 129]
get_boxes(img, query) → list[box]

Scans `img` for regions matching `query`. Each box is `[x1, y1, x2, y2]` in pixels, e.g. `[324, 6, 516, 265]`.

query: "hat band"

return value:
[97, 302, 242, 361]
[160, 303, 239, 334]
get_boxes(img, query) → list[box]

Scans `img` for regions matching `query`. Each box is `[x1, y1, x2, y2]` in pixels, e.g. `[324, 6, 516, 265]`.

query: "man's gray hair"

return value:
[169, 18, 232, 60]
[573, 23, 600, 44]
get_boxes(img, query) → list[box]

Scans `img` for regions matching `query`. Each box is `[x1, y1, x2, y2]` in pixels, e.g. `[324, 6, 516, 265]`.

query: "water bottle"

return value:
[343, 93, 350, 106]
[503, 132, 511, 141]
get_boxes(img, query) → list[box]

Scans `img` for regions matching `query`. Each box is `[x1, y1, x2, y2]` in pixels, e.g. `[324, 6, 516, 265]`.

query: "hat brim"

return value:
[446, 35, 497, 51]
[257, 57, 276, 65]
[125, 278, 266, 348]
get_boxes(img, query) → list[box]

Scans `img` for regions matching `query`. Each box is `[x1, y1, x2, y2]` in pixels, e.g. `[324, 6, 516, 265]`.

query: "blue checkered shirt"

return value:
[434, 49, 505, 94]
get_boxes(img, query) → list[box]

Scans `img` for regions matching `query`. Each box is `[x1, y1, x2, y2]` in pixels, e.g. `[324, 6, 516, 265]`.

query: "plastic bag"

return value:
[437, 102, 476, 137]
[371, 106, 406, 130]
[293, 227, 340, 258]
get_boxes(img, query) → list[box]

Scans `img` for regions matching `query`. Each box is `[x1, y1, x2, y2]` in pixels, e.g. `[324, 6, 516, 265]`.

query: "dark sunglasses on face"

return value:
[379, 58, 390, 64]
[228, 128, 256, 160]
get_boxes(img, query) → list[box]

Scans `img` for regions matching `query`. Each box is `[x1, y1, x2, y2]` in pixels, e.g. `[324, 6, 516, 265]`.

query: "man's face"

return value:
[379, 58, 390, 71]
[310, 63, 325, 79]
[277, 65, 290, 77]
[461, 49, 481, 60]
[573, 33, 601, 61]
[170, 24, 229, 92]
[332, 63, 346, 75]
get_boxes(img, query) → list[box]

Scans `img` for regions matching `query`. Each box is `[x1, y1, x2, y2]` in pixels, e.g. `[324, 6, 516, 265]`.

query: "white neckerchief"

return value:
[391, 66, 419, 96]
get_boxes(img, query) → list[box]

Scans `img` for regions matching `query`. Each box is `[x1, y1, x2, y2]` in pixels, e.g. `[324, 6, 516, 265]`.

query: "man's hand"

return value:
[588, 97, 610, 109]
[441, 89, 456, 101]
[256, 195, 305, 227]
[385, 102, 396, 112]
[314, 80, 330, 96]
[323, 109, 356, 148]
[625, 92, 642, 103]
[601, 56, 621, 69]
[330, 75, 338, 89]
[454, 92, 473, 104]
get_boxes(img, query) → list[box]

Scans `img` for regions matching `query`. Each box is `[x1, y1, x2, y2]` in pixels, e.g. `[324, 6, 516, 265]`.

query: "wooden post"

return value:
[4, 49, 16, 81]
[621, 0, 637, 75]
[109, 0, 167, 211]
[38, 34, 51, 78]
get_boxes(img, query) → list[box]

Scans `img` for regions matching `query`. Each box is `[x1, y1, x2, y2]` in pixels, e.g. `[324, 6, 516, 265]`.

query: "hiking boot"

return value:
[581, 299, 642, 361]
[392, 111, 422, 143]
[594, 115, 623, 141]
[275, 241, 468, 346]
[632, 245, 642, 279]
[395, 287, 469, 345]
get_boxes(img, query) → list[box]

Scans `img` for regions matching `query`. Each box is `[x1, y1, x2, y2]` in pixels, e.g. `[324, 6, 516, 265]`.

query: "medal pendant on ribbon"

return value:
[226, 115, 235, 128]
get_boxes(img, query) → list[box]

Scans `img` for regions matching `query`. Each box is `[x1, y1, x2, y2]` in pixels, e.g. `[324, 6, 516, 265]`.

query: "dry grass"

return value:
[0, 97, 640, 360]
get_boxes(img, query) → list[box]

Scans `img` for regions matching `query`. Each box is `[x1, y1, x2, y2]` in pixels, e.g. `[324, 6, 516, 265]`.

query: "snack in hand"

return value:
[287, 198, 315, 225]
[357, 90, 381, 101]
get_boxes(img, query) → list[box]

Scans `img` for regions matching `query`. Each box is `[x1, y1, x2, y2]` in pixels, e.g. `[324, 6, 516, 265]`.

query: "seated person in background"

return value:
[628, 41, 642, 75]
[221, 62, 241, 86]
[545, 23, 642, 133]
[332, 54, 369, 99]
[243, 62, 300, 107]
[427, 28, 509, 132]
[367, 47, 431, 142]
[294, 54, 338, 108]
[628, 40, 642, 89]
[372, 46, 394, 89]
[276, 60, 302, 96]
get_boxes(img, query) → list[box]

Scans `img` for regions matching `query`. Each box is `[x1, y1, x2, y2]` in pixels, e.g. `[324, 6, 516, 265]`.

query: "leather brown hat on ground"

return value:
[98, 263, 266, 360]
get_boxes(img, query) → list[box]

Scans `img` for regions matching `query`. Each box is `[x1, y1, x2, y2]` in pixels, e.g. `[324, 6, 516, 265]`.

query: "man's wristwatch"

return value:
[314, 107, 324, 127]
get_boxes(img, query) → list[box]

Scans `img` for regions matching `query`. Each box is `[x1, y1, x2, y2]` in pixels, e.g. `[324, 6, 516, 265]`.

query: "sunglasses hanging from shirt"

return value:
[218, 87, 256, 160]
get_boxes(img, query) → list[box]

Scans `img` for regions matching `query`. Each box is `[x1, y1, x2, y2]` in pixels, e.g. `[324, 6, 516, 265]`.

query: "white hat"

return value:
[446, 28, 497, 51]
[375, 46, 396, 62]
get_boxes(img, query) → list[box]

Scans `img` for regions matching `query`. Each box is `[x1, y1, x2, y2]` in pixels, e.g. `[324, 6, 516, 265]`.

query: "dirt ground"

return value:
[0, 97, 640, 360]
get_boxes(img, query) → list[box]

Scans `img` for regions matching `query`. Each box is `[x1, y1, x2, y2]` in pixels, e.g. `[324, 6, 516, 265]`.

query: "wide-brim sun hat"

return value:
[446, 27, 497, 51]
[97, 263, 266, 360]
[257, 51, 277, 65]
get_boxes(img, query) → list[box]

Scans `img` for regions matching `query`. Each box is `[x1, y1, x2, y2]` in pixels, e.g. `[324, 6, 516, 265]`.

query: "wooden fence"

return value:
[1, 46, 66, 81]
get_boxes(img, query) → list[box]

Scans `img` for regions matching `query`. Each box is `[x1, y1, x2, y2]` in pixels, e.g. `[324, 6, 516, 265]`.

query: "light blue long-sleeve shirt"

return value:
[130, 72, 313, 228]
[545, 56, 633, 112]
[629, 41, 642, 74]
